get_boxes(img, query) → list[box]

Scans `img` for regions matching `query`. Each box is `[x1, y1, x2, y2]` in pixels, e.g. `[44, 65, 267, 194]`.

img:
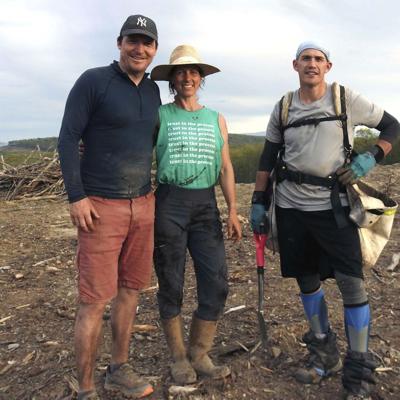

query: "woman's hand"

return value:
[227, 210, 242, 241]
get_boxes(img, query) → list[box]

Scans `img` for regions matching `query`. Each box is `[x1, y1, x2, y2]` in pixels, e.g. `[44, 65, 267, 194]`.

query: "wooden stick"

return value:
[224, 305, 247, 314]
[33, 257, 58, 267]
[132, 324, 158, 333]
[0, 315, 14, 323]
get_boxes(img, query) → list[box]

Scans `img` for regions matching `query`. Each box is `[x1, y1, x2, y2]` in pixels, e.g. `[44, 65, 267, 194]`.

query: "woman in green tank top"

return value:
[150, 45, 242, 385]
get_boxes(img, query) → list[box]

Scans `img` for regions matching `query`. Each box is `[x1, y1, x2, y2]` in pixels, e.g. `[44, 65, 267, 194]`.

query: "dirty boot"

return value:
[189, 315, 230, 379]
[77, 391, 100, 400]
[342, 350, 377, 400]
[294, 330, 342, 384]
[104, 363, 153, 398]
[161, 315, 197, 384]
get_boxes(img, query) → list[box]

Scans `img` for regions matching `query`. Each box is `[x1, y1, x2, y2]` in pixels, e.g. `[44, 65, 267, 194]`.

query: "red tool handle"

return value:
[254, 233, 267, 267]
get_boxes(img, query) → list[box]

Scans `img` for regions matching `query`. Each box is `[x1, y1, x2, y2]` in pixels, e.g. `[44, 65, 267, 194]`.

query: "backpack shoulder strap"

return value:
[332, 82, 352, 160]
[279, 91, 294, 135]
[331, 81, 348, 121]
[331, 81, 342, 116]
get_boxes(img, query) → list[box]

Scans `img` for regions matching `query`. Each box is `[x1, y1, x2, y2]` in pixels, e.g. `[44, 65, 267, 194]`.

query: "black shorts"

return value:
[276, 205, 363, 280]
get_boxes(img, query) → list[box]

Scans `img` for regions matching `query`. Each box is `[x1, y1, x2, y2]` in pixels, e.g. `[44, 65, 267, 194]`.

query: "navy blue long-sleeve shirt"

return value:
[58, 61, 161, 202]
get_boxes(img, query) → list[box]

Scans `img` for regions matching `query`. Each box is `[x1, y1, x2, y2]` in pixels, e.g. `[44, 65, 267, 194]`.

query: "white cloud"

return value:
[227, 114, 270, 135]
[0, 0, 399, 142]
[0, 4, 61, 50]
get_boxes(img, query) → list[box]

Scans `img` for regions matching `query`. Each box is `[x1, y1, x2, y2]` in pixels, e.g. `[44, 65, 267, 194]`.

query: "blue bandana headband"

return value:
[296, 41, 330, 61]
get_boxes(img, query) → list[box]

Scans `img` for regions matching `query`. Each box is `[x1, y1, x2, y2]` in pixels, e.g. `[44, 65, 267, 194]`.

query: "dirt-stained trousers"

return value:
[154, 184, 229, 321]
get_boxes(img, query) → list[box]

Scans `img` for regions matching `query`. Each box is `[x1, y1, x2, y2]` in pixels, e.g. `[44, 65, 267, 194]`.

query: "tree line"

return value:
[5, 132, 399, 184]
[230, 130, 400, 183]
[6, 134, 265, 152]
[7, 137, 58, 151]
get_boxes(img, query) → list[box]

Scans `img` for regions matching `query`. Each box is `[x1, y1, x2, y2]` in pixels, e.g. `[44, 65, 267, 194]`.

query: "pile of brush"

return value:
[0, 151, 65, 200]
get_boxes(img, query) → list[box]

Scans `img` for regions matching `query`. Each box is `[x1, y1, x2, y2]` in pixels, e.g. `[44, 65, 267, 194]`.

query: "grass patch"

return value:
[0, 150, 55, 167]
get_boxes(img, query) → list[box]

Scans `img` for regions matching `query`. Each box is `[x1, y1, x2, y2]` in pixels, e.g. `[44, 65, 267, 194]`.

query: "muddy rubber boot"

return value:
[342, 350, 377, 400]
[189, 315, 230, 379]
[161, 315, 197, 384]
[294, 330, 342, 384]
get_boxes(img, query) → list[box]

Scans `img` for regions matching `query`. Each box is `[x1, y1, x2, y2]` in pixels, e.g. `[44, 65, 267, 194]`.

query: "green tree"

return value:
[230, 143, 264, 183]
[354, 127, 400, 165]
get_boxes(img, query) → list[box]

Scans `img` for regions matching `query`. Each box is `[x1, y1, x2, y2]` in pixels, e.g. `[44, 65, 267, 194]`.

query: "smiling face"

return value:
[170, 66, 203, 98]
[118, 34, 157, 79]
[293, 48, 332, 88]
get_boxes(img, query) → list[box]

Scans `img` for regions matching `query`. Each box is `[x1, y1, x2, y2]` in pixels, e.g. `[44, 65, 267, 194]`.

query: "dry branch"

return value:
[0, 150, 66, 200]
[0, 315, 14, 323]
[212, 340, 257, 357]
[132, 324, 158, 333]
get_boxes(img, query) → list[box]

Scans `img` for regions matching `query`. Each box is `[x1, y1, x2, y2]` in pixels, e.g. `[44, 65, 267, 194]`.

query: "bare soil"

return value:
[1, 165, 399, 400]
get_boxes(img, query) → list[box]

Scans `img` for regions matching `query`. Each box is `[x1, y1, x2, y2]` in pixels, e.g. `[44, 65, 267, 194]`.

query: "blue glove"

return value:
[337, 152, 376, 185]
[350, 152, 376, 178]
[250, 203, 269, 234]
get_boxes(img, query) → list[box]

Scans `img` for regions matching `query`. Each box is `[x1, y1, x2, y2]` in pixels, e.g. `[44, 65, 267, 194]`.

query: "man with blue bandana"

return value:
[250, 41, 399, 399]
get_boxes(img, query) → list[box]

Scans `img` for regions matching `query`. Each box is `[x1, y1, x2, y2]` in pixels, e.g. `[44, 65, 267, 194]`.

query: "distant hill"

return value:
[228, 133, 265, 146]
[3, 134, 265, 151]
[6, 137, 58, 151]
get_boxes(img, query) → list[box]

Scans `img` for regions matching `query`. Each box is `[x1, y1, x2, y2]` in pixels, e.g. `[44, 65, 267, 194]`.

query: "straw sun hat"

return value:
[150, 45, 220, 81]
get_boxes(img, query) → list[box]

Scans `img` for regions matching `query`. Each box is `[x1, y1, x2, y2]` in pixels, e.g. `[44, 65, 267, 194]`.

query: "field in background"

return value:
[1, 131, 399, 183]
[1, 149, 55, 167]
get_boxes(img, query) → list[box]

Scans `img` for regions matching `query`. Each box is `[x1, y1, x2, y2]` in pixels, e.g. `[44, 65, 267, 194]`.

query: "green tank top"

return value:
[156, 103, 224, 189]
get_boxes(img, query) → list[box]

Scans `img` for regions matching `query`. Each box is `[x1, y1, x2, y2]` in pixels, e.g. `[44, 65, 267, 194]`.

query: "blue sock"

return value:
[344, 303, 370, 353]
[300, 288, 329, 335]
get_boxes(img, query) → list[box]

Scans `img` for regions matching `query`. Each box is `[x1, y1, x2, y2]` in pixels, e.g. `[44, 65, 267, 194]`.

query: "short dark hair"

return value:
[168, 78, 206, 95]
[117, 35, 158, 48]
[169, 65, 204, 79]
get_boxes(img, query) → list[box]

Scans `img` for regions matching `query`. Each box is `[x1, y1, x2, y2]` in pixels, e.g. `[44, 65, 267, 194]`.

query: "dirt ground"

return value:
[1, 164, 399, 400]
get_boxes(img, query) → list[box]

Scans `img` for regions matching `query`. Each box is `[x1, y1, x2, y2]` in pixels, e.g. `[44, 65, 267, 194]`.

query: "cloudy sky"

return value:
[1, 0, 399, 143]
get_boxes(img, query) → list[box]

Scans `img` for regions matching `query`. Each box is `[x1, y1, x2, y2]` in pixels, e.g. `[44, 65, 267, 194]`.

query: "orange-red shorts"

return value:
[76, 193, 155, 303]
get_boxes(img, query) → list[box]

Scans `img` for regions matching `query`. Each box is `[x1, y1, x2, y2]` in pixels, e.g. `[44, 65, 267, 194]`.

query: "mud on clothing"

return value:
[156, 103, 223, 189]
[276, 206, 362, 280]
[58, 61, 160, 303]
[265, 84, 384, 279]
[58, 61, 161, 203]
[77, 194, 155, 303]
[154, 185, 228, 321]
[154, 104, 228, 321]
[266, 84, 383, 211]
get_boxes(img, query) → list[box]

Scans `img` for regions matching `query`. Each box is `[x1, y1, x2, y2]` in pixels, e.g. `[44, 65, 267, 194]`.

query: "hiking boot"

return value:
[342, 350, 377, 400]
[344, 394, 371, 400]
[161, 315, 197, 384]
[104, 363, 153, 399]
[294, 330, 342, 384]
[77, 391, 100, 400]
[189, 315, 230, 379]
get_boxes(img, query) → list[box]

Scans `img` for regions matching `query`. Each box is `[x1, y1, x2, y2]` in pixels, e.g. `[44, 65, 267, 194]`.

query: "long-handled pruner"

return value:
[254, 228, 268, 349]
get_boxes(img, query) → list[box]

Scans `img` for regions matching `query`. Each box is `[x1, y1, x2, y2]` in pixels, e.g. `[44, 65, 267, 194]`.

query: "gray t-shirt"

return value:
[266, 84, 383, 211]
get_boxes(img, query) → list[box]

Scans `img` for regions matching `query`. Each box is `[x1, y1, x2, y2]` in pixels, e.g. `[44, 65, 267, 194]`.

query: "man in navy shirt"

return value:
[58, 15, 160, 400]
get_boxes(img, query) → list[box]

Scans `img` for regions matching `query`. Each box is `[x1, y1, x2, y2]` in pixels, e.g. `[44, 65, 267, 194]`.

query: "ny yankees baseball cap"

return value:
[120, 15, 158, 41]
